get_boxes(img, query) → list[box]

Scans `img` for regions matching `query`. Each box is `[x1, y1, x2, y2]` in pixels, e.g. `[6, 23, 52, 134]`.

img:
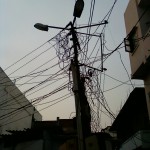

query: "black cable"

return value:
[2, 26, 70, 73]
[0, 64, 67, 108]
[0, 82, 69, 121]
[117, 51, 134, 89]
[0, 76, 68, 86]
[0, 62, 63, 107]
[3, 40, 50, 71]
[35, 93, 71, 106]
[1, 78, 68, 109]
[104, 80, 130, 93]
[0, 94, 70, 128]
[0, 31, 72, 109]
[25, 78, 68, 100]
[86, 79, 116, 119]
[83, 0, 96, 62]
[82, 0, 119, 62]
[0, 55, 58, 103]
[7, 43, 58, 77]
[92, 77, 115, 118]
[0, 93, 71, 111]
[1, 85, 71, 126]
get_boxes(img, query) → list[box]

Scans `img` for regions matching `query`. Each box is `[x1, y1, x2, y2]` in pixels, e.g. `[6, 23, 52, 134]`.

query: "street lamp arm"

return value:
[34, 21, 108, 32]
[74, 20, 108, 29]
[47, 25, 71, 30]
[76, 31, 101, 37]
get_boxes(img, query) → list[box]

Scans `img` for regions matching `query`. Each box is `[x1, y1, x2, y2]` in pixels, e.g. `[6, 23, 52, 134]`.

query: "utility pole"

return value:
[34, 19, 108, 150]
[70, 22, 85, 150]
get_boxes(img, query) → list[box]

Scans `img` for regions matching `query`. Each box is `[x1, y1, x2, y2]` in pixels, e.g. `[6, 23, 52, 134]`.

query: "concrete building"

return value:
[0, 118, 115, 150]
[0, 119, 77, 150]
[110, 88, 150, 149]
[0, 67, 42, 134]
[124, 0, 150, 120]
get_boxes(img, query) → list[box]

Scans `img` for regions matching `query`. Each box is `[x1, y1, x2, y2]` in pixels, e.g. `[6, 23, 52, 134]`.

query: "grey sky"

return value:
[0, 0, 143, 129]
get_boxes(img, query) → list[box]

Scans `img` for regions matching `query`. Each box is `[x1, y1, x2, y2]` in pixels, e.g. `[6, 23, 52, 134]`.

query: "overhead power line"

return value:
[0, 82, 69, 121]
[0, 94, 70, 128]
[0, 67, 67, 108]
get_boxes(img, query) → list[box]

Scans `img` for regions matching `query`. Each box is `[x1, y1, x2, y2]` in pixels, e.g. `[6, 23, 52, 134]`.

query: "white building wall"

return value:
[0, 67, 42, 134]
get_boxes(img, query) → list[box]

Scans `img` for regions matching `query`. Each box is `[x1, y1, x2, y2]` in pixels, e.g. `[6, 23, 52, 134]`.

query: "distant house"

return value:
[0, 67, 42, 134]
[0, 117, 115, 150]
[0, 118, 77, 150]
[85, 132, 114, 150]
[110, 88, 150, 149]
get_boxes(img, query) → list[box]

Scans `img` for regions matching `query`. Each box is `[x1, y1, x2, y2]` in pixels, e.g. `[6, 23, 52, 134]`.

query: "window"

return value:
[124, 27, 139, 53]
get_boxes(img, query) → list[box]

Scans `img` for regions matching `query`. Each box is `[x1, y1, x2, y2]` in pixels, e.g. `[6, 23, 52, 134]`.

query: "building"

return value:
[124, 0, 150, 119]
[0, 118, 77, 150]
[85, 133, 114, 150]
[0, 67, 42, 134]
[110, 88, 150, 149]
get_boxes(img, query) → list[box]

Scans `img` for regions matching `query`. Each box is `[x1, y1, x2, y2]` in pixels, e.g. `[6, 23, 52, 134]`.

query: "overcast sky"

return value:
[0, 0, 143, 129]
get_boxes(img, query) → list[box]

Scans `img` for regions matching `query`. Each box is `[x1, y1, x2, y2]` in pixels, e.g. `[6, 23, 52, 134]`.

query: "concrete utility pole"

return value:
[34, 19, 108, 150]
[70, 22, 85, 150]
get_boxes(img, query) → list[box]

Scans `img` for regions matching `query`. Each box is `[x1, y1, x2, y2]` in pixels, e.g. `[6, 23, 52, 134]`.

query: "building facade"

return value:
[110, 88, 150, 149]
[0, 119, 77, 150]
[0, 67, 42, 134]
[124, 0, 150, 119]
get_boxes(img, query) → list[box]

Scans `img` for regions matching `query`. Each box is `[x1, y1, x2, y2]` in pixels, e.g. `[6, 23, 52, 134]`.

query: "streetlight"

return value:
[34, 23, 48, 31]
[34, 23, 70, 31]
[73, 0, 84, 18]
[34, 22, 108, 150]
[34, 1, 108, 149]
[34, 22, 85, 150]
[34, 0, 84, 32]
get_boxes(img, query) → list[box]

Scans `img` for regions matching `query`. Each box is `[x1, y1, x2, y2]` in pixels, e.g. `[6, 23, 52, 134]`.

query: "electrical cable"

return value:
[104, 80, 130, 93]
[3, 40, 50, 71]
[0, 69, 67, 109]
[0, 66, 67, 110]
[0, 78, 68, 109]
[6, 42, 58, 77]
[85, 78, 116, 120]
[0, 94, 71, 128]
[1, 92, 72, 126]
[0, 62, 64, 107]
[117, 51, 134, 89]
[0, 82, 69, 121]
[83, 0, 96, 62]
